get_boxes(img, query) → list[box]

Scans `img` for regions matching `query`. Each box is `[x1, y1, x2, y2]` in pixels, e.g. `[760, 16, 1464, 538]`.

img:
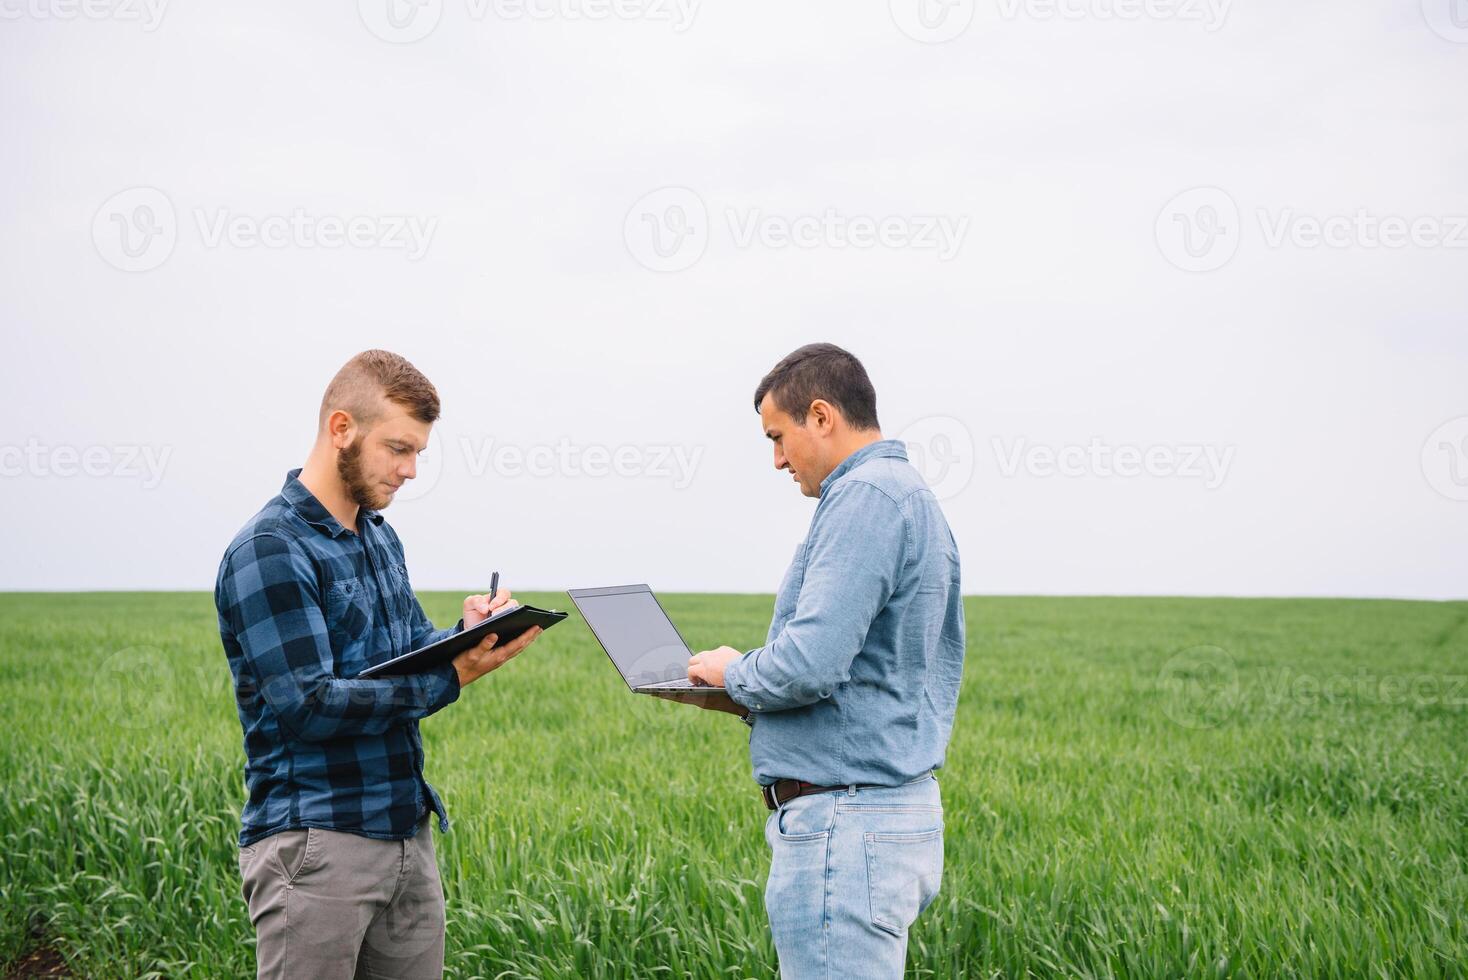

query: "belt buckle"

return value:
[761, 783, 778, 810]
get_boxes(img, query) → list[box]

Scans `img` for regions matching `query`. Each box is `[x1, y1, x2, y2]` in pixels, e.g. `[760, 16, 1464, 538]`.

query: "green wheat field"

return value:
[1, 592, 1465, 978]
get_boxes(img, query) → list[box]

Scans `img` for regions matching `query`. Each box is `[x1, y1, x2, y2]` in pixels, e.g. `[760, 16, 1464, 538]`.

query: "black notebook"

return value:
[358, 603, 568, 678]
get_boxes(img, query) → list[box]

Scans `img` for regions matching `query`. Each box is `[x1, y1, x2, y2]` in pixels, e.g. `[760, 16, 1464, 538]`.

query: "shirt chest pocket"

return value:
[324, 577, 373, 672]
[384, 562, 410, 611]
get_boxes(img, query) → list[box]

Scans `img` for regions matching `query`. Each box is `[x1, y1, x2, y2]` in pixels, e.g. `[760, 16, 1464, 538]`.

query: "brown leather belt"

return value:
[761, 779, 848, 811]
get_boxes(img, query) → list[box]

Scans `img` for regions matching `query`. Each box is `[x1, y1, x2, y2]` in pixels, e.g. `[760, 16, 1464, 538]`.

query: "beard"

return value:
[337, 438, 389, 511]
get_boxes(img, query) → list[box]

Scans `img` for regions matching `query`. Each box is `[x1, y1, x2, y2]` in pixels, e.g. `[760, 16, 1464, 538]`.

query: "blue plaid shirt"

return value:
[215, 468, 462, 847]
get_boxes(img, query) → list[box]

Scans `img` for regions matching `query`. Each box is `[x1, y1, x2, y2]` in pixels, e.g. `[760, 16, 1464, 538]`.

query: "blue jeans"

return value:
[763, 773, 943, 979]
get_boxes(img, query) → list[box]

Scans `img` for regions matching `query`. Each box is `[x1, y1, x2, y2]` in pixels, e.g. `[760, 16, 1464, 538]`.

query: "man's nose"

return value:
[402, 457, 417, 480]
[774, 448, 787, 470]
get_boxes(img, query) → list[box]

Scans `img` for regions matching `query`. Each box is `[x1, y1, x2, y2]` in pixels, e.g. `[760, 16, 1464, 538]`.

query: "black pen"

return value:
[489, 571, 500, 613]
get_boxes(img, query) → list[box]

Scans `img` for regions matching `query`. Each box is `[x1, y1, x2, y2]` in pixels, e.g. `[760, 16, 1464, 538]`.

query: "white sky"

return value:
[2, 0, 1465, 598]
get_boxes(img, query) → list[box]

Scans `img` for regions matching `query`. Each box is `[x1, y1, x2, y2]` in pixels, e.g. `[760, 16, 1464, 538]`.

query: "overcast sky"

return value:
[2, 0, 1464, 598]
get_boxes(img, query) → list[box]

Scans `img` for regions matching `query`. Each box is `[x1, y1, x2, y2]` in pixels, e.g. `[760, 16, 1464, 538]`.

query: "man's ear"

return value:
[808, 399, 837, 436]
[327, 410, 356, 448]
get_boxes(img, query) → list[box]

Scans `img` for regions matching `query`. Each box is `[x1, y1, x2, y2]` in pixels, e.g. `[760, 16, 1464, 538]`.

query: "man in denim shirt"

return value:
[678, 344, 965, 979]
[216, 350, 542, 979]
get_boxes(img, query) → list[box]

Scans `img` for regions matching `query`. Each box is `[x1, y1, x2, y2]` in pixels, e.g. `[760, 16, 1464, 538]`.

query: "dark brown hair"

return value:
[753, 343, 879, 431]
[319, 350, 441, 430]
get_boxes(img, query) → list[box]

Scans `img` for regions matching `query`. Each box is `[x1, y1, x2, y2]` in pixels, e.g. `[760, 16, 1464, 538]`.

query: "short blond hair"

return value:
[318, 350, 440, 431]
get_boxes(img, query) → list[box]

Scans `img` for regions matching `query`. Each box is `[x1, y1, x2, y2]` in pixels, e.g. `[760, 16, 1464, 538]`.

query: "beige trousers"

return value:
[239, 818, 444, 979]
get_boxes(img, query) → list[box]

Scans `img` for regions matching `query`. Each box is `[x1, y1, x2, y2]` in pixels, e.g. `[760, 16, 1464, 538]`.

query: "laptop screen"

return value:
[571, 586, 691, 687]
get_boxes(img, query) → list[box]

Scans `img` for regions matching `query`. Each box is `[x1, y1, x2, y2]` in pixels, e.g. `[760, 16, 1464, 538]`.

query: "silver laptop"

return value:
[566, 584, 726, 693]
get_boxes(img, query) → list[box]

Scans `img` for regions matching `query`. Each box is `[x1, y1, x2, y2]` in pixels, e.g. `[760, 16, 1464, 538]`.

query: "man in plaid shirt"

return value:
[216, 350, 542, 979]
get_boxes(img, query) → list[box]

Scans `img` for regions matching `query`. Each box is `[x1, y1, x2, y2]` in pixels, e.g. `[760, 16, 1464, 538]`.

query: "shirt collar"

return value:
[819, 438, 908, 497]
[281, 468, 382, 538]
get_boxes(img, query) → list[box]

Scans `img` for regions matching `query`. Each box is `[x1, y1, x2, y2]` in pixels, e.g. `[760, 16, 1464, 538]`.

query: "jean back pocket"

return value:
[863, 826, 944, 937]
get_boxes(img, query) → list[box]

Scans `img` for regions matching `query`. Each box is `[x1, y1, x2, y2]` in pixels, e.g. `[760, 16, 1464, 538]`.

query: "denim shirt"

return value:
[723, 440, 966, 787]
[215, 469, 462, 846]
